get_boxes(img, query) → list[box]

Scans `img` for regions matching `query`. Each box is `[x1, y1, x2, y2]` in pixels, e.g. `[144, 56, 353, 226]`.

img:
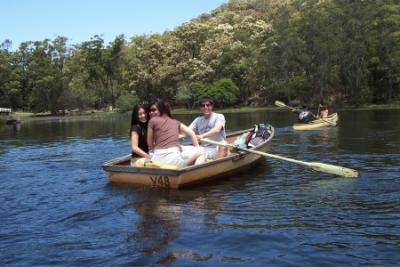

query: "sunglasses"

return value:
[150, 108, 158, 112]
[200, 103, 212, 108]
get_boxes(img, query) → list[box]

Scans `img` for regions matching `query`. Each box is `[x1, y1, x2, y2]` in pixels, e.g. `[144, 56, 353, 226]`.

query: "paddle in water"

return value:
[201, 138, 359, 178]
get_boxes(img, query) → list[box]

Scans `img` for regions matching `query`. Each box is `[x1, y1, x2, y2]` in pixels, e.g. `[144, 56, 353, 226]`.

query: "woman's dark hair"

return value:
[130, 103, 148, 132]
[150, 99, 173, 118]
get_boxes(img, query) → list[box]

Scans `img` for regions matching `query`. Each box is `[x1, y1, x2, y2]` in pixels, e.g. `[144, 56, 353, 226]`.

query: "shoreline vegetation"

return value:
[7, 102, 400, 121]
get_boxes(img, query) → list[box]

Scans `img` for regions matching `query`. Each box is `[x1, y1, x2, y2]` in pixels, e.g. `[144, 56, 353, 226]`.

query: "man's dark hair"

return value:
[198, 96, 214, 106]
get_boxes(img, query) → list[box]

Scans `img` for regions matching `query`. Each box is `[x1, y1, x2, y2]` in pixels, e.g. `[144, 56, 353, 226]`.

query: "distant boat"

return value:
[6, 119, 21, 125]
[293, 113, 338, 131]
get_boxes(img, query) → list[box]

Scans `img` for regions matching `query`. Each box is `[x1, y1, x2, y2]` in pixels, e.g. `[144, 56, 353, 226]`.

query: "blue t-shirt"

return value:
[189, 112, 226, 147]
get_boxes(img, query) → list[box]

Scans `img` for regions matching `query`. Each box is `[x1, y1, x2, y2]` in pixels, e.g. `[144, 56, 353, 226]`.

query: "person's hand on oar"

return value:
[200, 138, 359, 178]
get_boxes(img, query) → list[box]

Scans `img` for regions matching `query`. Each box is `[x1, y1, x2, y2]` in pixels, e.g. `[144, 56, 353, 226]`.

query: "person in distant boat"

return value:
[130, 103, 151, 166]
[188, 96, 228, 159]
[293, 104, 315, 123]
[319, 104, 329, 118]
[147, 99, 205, 167]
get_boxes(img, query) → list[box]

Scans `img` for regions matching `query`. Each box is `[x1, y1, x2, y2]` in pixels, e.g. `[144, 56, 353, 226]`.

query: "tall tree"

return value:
[102, 35, 126, 109]
[369, 3, 400, 102]
[335, 0, 377, 104]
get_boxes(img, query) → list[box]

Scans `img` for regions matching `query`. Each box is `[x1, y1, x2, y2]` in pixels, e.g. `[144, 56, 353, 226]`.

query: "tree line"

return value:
[1, 0, 399, 114]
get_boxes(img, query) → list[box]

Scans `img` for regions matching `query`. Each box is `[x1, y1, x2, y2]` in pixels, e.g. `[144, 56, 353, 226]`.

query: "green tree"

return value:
[23, 39, 68, 114]
[66, 35, 106, 109]
[297, 0, 341, 104]
[176, 81, 206, 108]
[369, 3, 400, 102]
[0, 40, 23, 109]
[259, 3, 304, 103]
[115, 92, 138, 112]
[203, 78, 239, 107]
[335, 0, 377, 105]
[102, 35, 126, 109]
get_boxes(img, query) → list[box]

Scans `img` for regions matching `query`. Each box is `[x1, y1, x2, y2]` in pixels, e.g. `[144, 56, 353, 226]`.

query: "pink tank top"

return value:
[148, 116, 181, 150]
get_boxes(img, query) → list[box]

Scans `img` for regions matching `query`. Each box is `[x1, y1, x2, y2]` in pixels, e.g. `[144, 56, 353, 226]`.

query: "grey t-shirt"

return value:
[189, 112, 226, 147]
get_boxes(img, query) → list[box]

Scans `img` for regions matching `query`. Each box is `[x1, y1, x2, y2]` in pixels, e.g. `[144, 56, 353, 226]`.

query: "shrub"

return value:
[203, 78, 239, 107]
[115, 93, 139, 112]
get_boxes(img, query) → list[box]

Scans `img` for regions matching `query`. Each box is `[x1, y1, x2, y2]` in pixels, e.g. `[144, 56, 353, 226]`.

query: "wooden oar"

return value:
[275, 100, 297, 111]
[274, 100, 335, 126]
[201, 138, 359, 178]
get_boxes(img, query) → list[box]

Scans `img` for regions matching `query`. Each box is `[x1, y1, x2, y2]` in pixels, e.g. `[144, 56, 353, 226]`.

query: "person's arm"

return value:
[180, 118, 198, 139]
[131, 131, 151, 159]
[147, 125, 154, 149]
[180, 123, 200, 147]
[197, 114, 225, 139]
[197, 123, 223, 139]
[178, 133, 186, 140]
[310, 111, 318, 119]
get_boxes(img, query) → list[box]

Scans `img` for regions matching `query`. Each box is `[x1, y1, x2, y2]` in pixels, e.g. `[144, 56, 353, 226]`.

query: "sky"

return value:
[1, 0, 228, 50]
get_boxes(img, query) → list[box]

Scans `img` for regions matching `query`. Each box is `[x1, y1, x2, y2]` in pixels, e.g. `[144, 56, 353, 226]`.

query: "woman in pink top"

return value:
[147, 100, 205, 167]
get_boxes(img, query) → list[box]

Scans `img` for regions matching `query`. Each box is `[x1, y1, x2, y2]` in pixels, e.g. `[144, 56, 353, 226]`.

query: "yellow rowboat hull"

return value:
[293, 113, 338, 131]
[102, 128, 274, 189]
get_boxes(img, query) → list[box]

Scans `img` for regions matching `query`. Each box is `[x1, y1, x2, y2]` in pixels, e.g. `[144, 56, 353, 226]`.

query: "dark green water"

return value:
[0, 109, 399, 266]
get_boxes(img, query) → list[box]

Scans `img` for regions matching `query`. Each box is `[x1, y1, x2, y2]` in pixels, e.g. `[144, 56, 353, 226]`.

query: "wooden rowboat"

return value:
[293, 113, 338, 131]
[102, 127, 274, 189]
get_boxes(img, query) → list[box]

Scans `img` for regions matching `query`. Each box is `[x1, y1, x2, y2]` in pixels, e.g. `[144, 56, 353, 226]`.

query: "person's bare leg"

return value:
[194, 153, 206, 165]
[186, 147, 205, 165]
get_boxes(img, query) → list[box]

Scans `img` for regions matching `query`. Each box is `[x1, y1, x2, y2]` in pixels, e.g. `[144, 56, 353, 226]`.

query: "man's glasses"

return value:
[150, 108, 157, 112]
[200, 103, 211, 108]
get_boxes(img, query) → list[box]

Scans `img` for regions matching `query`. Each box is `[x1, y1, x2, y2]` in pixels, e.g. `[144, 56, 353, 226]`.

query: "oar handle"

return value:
[200, 138, 235, 148]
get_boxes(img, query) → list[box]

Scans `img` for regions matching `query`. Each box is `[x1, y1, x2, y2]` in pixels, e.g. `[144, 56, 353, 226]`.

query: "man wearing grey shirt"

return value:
[189, 96, 227, 159]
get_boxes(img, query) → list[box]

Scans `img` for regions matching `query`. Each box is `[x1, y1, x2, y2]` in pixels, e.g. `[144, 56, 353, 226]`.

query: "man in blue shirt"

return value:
[189, 97, 227, 159]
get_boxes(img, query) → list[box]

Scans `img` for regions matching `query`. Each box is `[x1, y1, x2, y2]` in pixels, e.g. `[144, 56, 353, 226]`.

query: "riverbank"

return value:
[340, 102, 400, 111]
[9, 102, 400, 121]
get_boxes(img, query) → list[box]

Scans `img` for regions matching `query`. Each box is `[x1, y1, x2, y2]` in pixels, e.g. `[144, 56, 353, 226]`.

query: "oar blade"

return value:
[310, 162, 359, 178]
[274, 100, 287, 108]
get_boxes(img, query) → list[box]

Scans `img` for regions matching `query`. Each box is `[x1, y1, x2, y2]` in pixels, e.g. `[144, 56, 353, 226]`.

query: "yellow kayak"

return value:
[293, 113, 338, 131]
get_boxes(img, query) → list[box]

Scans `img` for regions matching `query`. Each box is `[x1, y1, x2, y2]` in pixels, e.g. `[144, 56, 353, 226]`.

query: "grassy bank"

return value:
[9, 102, 400, 120]
[172, 106, 277, 115]
[174, 102, 400, 114]
[340, 102, 400, 111]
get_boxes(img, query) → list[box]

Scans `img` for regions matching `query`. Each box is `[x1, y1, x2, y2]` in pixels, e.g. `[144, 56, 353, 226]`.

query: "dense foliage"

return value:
[1, 0, 399, 113]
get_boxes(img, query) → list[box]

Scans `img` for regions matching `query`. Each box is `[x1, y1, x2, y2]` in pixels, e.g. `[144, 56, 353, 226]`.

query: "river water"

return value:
[0, 109, 399, 266]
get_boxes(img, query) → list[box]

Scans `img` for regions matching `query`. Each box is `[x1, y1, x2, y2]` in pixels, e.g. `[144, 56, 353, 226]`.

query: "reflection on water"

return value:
[120, 187, 216, 265]
[0, 109, 399, 266]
